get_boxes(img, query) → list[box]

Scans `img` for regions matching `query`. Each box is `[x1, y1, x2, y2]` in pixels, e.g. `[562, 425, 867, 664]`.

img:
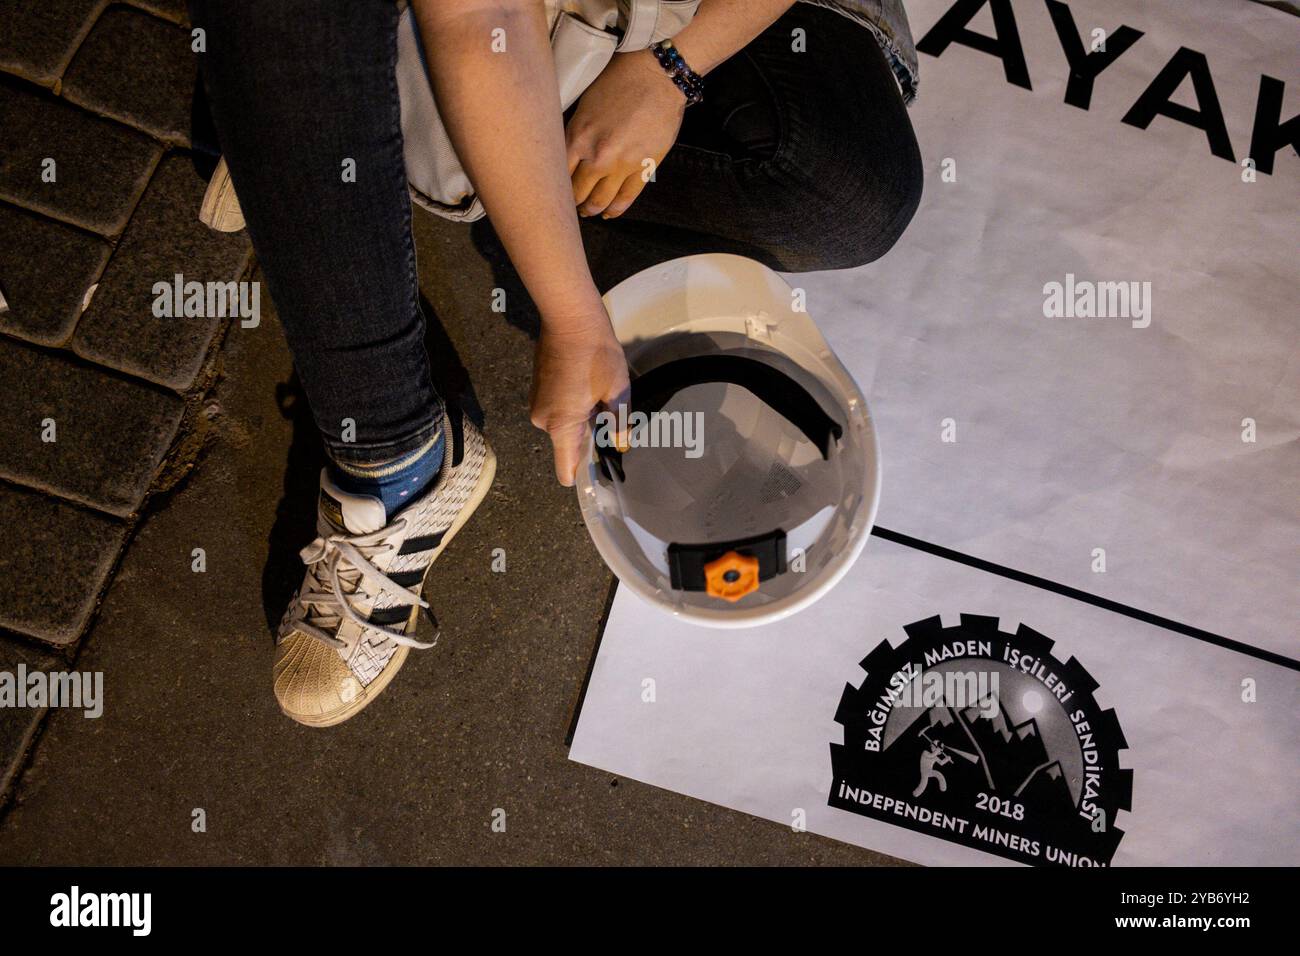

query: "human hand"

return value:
[566, 48, 686, 220]
[529, 308, 630, 486]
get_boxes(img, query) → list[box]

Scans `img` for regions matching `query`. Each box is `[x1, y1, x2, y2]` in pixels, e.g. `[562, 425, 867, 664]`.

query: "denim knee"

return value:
[768, 140, 924, 274]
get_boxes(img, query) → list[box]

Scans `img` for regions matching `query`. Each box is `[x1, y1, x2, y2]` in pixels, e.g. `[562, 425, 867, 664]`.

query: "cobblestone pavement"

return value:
[1, 1, 252, 794]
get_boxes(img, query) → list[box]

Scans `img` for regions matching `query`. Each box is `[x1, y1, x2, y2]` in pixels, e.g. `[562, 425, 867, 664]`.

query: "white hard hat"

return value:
[576, 254, 881, 628]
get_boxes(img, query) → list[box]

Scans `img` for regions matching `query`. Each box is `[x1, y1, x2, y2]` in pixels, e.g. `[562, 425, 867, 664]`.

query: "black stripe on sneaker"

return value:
[368, 605, 414, 627]
[388, 568, 425, 588]
[448, 404, 465, 468]
[398, 531, 445, 555]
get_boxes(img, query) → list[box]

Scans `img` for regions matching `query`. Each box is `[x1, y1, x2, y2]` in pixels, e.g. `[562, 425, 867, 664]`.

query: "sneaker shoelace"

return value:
[288, 519, 438, 652]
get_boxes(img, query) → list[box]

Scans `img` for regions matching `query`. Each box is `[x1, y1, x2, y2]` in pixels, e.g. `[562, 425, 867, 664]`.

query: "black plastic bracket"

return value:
[667, 529, 787, 592]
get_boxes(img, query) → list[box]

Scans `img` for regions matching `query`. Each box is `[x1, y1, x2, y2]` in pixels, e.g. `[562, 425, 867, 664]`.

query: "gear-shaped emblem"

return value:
[830, 614, 1131, 866]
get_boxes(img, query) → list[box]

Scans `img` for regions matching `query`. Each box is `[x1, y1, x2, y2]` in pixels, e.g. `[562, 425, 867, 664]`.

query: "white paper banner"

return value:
[570, 0, 1299, 865]
[572, 538, 1298, 866]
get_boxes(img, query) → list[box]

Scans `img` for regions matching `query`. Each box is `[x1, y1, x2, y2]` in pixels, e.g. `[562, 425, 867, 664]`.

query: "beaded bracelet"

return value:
[652, 39, 704, 107]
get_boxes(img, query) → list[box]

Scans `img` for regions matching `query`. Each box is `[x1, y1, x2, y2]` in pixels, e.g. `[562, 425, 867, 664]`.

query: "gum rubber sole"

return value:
[198, 158, 246, 233]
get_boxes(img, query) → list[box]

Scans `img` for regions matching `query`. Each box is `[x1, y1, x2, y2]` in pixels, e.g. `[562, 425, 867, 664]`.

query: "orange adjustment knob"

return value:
[703, 551, 760, 602]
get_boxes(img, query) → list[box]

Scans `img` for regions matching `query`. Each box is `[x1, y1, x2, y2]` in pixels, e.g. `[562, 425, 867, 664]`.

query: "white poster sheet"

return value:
[570, 0, 1299, 865]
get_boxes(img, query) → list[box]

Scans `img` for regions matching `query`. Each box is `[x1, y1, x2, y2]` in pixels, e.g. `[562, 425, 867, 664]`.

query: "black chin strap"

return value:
[597, 355, 842, 482]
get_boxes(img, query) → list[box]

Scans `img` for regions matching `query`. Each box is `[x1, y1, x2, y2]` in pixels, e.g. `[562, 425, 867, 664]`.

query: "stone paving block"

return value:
[0, 0, 107, 87]
[0, 484, 126, 645]
[73, 153, 252, 390]
[0, 338, 185, 516]
[62, 5, 195, 146]
[0, 201, 111, 346]
[0, 78, 160, 235]
[123, 0, 187, 24]
[0, 634, 63, 799]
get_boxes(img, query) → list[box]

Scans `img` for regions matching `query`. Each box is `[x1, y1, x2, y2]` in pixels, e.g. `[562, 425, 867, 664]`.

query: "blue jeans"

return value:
[190, 0, 921, 462]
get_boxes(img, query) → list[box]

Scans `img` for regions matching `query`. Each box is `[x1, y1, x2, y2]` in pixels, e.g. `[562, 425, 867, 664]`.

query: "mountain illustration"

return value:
[879, 701, 1078, 825]
[1015, 760, 1074, 807]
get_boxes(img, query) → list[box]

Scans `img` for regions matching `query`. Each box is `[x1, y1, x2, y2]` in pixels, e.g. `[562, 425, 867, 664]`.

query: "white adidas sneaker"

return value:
[273, 407, 495, 727]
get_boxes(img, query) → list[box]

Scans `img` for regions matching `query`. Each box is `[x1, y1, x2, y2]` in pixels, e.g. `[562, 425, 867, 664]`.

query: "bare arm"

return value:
[412, 0, 628, 485]
[669, 0, 797, 76]
[412, 0, 602, 320]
